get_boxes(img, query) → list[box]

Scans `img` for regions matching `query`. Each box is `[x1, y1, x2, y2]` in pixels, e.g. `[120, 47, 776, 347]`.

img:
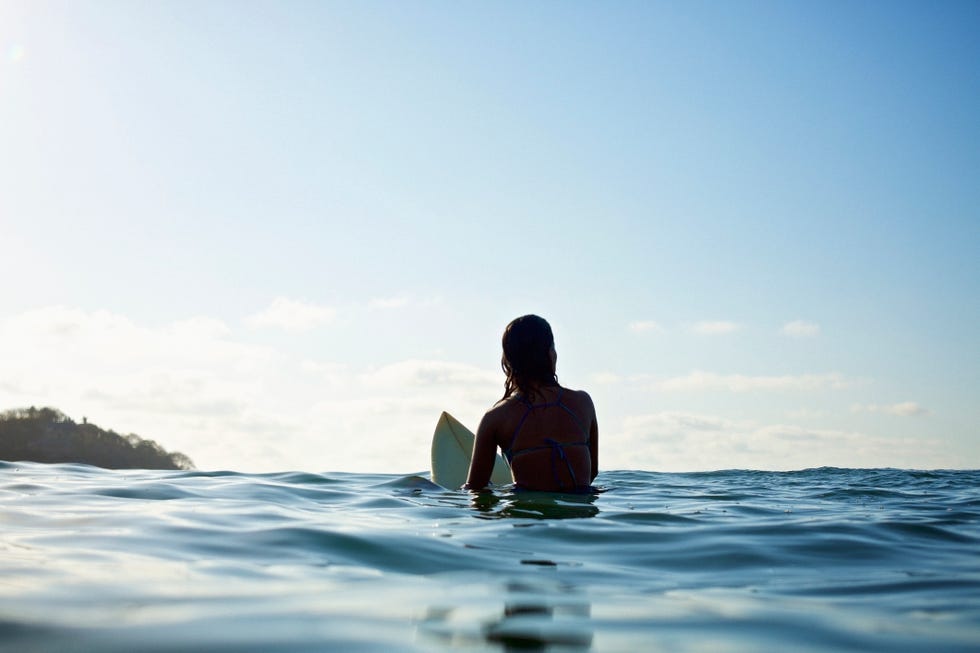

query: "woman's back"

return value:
[481, 385, 597, 492]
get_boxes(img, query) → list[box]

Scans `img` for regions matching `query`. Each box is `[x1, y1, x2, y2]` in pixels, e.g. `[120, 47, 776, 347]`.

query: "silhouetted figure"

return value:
[466, 315, 598, 492]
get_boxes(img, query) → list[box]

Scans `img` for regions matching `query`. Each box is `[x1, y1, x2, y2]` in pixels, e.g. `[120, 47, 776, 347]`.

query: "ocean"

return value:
[1, 462, 978, 652]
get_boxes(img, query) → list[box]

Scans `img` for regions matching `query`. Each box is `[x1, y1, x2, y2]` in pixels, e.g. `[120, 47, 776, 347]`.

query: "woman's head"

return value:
[501, 314, 557, 400]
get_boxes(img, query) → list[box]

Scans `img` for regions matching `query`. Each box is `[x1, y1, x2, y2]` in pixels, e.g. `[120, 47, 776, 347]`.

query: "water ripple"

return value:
[0, 463, 978, 651]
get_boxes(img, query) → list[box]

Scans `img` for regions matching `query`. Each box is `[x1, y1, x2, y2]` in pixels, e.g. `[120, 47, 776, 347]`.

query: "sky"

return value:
[1, 1, 977, 474]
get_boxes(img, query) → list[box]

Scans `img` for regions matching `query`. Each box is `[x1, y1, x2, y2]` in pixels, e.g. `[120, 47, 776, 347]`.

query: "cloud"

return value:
[360, 359, 498, 393]
[593, 372, 623, 385]
[0, 306, 946, 475]
[852, 402, 929, 417]
[785, 408, 824, 420]
[781, 320, 821, 338]
[0, 306, 505, 473]
[0, 307, 290, 470]
[658, 370, 851, 393]
[246, 297, 336, 332]
[171, 316, 232, 338]
[605, 410, 947, 472]
[692, 321, 740, 335]
[628, 320, 663, 334]
[8, 44, 26, 64]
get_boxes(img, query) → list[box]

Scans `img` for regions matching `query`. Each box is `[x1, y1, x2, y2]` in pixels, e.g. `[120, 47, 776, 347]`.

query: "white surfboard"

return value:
[430, 412, 511, 489]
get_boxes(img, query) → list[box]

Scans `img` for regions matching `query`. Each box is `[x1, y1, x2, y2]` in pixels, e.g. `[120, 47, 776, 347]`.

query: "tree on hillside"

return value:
[0, 407, 195, 470]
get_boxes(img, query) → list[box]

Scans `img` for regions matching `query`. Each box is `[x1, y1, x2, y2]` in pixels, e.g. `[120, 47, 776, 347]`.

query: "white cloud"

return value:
[593, 372, 623, 385]
[0, 307, 288, 470]
[369, 295, 412, 309]
[658, 370, 851, 393]
[360, 359, 498, 394]
[8, 44, 26, 64]
[785, 408, 824, 420]
[852, 402, 929, 417]
[0, 307, 952, 475]
[245, 297, 336, 332]
[604, 410, 948, 472]
[628, 320, 663, 334]
[692, 321, 740, 335]
[0, 306, 497, 474]
[170, 316, 232, 339]
[781, 320, 821, 338]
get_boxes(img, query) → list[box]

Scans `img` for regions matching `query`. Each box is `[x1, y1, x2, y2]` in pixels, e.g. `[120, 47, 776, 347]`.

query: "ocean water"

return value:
[1, 462, 978, 652]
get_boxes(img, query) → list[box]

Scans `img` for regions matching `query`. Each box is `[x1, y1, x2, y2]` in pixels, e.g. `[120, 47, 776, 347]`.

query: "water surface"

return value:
[1, 463, 978, 651]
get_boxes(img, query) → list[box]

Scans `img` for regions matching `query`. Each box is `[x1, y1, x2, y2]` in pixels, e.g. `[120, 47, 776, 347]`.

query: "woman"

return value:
[465, 315, 598, 492]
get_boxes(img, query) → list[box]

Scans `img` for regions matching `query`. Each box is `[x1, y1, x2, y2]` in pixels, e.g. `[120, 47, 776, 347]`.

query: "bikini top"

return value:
[502, 387, 591, 491]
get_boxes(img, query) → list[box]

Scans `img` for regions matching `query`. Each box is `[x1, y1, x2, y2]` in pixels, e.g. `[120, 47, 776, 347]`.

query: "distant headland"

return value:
[0, 407, 194, 470]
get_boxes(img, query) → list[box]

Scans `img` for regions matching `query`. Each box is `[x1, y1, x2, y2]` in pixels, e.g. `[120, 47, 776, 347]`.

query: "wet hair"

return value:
[501, 314, 558, 401]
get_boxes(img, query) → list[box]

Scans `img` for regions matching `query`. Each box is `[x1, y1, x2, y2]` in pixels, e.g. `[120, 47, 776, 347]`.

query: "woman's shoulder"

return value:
[560, 386, 594, 407]
[480, 395, 525, 440]
[554, 387, 595, 423]
[488, 394, 524, 414]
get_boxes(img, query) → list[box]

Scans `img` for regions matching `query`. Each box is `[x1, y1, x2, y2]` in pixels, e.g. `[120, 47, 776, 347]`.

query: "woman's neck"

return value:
[516, 380, 559, 401]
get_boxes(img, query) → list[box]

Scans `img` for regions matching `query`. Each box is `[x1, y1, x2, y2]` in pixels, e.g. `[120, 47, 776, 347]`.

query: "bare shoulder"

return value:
[563, 387, 596, 412]
[574, 388, 595, 404]
[477, 396, 522, 449]
[481, 395, 520, 427]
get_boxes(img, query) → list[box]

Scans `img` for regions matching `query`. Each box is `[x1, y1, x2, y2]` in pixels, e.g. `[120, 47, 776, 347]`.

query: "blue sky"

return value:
[1, 1, 977, 473]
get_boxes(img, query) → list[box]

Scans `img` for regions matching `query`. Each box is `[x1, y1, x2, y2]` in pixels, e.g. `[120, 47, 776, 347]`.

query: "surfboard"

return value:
[430, 411, 512, 489]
